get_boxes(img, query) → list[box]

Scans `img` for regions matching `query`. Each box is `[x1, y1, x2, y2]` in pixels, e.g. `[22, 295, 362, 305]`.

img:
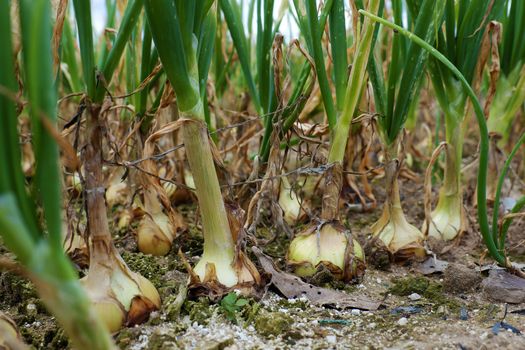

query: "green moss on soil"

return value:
[254, 310, 293, 337]
[388, 276, 460, 311]
[121, 251, 166, 288]
[183, 298, 215, 325]
[0, 272, 37, 308]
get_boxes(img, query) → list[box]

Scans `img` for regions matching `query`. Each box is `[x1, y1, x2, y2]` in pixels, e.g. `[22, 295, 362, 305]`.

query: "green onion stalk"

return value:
[360, 7, 524, 274]
[287, 0, 381, 281]
[145, 0, 261, 295]
[366, 0, 445, 260]
[0, 1, 115, 348]
[422, 0, 505, 241]
[72, 0, 161, 332]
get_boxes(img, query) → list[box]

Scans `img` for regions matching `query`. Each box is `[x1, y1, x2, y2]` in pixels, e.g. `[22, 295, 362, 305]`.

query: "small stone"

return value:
[326, 335, 337, 344]
[351, 309, 361, 316]
[397, 317, 408, 326]
[408, 293, 422, 301]
[482, 270, 525, 304]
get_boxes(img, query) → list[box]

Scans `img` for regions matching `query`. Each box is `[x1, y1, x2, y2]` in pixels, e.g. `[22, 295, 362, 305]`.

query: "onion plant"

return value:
[365, 0, 445, 260]
[144, 0, 262, 294]
[360, 7, 525, 274]
[286, 0, 381, 281]
[0, 1, 114, 348]
[71, 0, 161, 332]
[220, 0, 317, 227]
[423, 0, 505, 241]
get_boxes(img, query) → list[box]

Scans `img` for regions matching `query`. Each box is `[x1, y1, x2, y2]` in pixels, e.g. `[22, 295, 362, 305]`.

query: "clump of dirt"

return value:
[443, 263, 482, 294]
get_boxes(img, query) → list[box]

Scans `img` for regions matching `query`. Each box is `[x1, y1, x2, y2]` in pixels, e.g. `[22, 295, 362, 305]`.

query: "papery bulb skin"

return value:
[278, 177, 304, 225]
[369, 137, 427, 261]
[106, 182, 128, 208]
[137, 213, 174, 256]
[287, 223, 365, 282]
[163, 181, 178, 198]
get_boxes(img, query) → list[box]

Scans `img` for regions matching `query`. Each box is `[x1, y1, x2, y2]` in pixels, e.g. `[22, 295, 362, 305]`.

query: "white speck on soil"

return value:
[408, 293, 422, 301]
[397, 317, 409, 326]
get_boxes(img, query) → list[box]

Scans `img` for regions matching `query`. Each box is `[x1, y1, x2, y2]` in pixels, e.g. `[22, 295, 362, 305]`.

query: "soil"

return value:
[1, 177, 524, 350]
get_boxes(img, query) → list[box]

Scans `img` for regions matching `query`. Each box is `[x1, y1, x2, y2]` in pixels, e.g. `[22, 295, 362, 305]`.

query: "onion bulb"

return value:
[137, 185, 185, 256]
[287, 222, 365, 282]
[370, 165, 426, 260]
[81, 239, 160, 332]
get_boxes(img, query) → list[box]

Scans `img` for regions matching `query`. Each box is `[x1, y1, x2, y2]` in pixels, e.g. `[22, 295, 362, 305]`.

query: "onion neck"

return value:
[320, 162, 343, 221]
[436, 109, 464, 215]
[384, 141, 402, 210]
[83, 104, 114, 252]
[181, 104, 235, 269]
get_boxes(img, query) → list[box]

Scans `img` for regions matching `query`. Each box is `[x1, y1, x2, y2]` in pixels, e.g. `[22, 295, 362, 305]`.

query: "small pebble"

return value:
[351, 309, 361, 316]
[326, 335, 337, 344]
[397, 317, 408, 326]
[408, 293, 422, 301]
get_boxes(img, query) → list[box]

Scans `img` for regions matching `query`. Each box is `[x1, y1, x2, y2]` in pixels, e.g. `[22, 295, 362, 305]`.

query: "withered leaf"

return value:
[252, 247, 381, 310]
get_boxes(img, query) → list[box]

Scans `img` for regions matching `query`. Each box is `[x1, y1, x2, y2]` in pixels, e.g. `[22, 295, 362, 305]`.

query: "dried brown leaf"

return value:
[253, 247, 380, 310]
